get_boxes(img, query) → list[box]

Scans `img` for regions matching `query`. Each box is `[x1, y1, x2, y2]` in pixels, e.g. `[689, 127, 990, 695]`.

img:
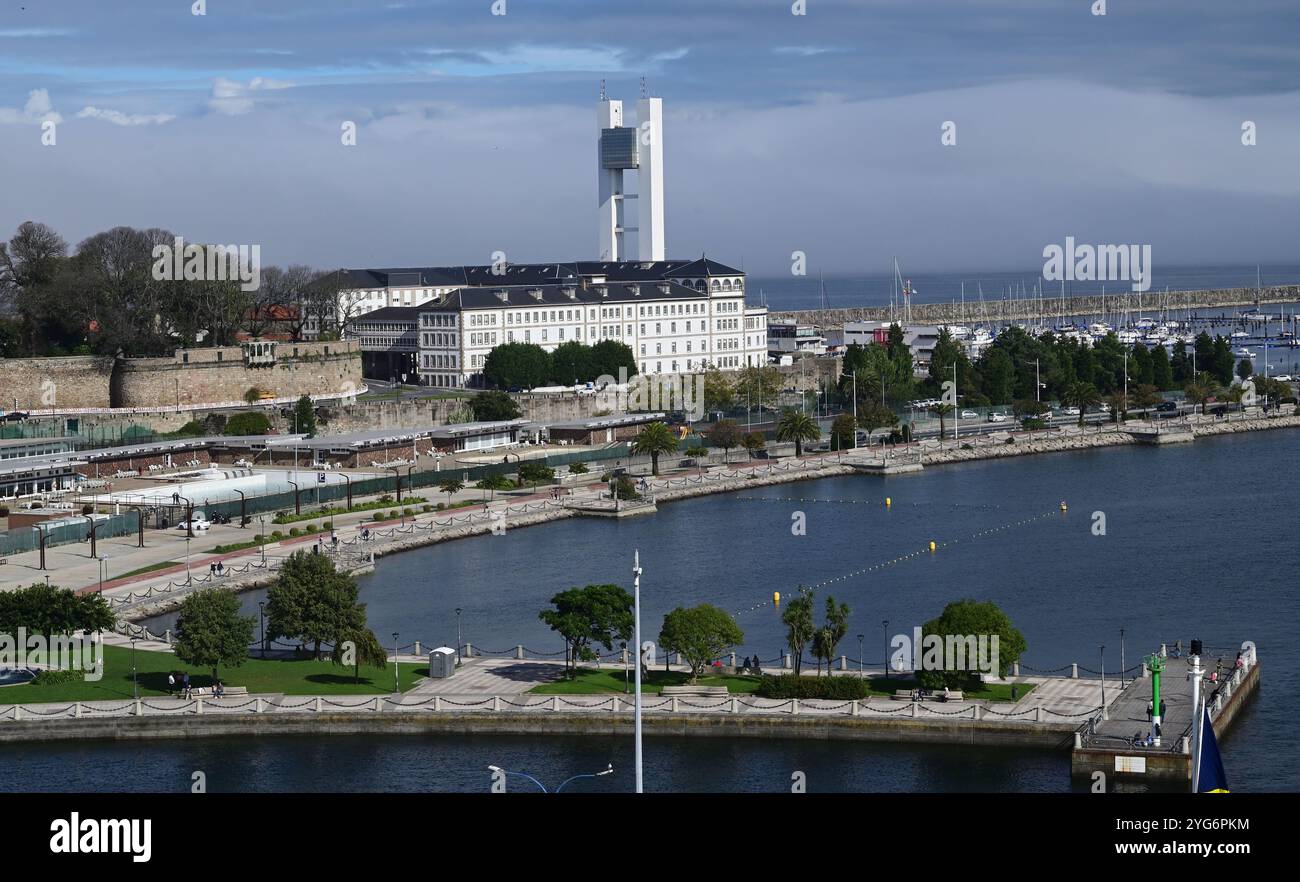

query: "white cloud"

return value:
[208, 77, 295, 116]
[0, 88, 62, 125]
[0, 28, 76, 38]
[77, 106, 176, 126]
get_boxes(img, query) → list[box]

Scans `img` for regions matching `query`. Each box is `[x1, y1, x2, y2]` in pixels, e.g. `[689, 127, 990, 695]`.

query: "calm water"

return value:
[73, 430, 1300, 791]
[749, 263, 1300, 311]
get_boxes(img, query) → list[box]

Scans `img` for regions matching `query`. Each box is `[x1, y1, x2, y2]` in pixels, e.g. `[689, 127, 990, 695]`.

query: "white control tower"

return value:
[597, 81, 665, 262]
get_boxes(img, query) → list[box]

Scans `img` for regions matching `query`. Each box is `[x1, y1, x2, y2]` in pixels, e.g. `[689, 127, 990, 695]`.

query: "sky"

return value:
[2, 0, 1299, 276]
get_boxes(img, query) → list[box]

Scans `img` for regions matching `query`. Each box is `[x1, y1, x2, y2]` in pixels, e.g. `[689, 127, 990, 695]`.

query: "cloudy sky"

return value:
[2, 0, 1299, 276]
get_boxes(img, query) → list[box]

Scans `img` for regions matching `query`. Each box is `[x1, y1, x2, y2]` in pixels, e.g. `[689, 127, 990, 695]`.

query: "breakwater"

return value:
[771, 285, 1300, 326]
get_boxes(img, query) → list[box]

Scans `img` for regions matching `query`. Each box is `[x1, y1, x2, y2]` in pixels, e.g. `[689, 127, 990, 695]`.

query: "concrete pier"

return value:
[1070, 643, 1259, 784]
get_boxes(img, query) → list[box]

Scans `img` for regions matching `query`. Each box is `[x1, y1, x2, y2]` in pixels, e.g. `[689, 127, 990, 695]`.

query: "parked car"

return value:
[1156, 401, 1178, 413]
[960, 410, 979, 420]
[177, 515, 211, 532]
[986, 412, 1009, 423]
[1061, 406, 1081, 416]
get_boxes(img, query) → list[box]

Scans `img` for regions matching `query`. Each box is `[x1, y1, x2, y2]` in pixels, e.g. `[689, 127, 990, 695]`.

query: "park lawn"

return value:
[0, 644, 424, 704]
[115, 561, 182, 580]
[530, 667, 764, 695]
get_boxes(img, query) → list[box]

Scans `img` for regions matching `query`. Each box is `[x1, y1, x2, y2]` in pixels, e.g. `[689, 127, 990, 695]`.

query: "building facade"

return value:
[340, 259, 767, 387]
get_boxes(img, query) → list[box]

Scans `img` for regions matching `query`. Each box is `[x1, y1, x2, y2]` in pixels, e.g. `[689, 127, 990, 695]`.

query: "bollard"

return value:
[612, 697, 620, 713]
[517, 645, 525, 660]
[792, 699, 799, 716]
[783, 653, 792, 671]
[1012, 662, 1020, 677]
[839, 655, 847, 671]
[729, 652, 736, 669]
[910, 701, 917, 718]
[674, 652, 683, 667]
[1070, 663, 1078, 679]
[973, 705, 981, 721]
[622, 646, 629, 665]
[1142, 662, 1150, 678]
[74, 702, 82, 719]
[164, 629, 172, 645]
[464, 642, 473, 659]
[851, 700, 859, 717]
[1074, 732, 1082, 748]
[196, 698, 203, 716]
[552, 696, 559, 712]
[13, 706, 20, 721]
[731, 697, 739, 714]
[255, 697, 263, 713]
[375, 696, 382, 712]
[434, 696, 441, 712]
[1181, 736, 1190, 755]
[1036, 706, 1043, 722]
[671, 696, 679, 712]
[414, 641, 421, 658]
[315, 696, 322, 713]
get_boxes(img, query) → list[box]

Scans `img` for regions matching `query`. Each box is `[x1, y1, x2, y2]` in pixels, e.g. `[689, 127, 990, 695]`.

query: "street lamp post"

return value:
[882, 619, 890, 681]
[392, 631, 400, 693]
[98, 555, 107, 595]
[1100, 644, 1106, 711]
[185, 537, 192, 585]
[131, 636, 139, 699]
[258, 515, 267, 565]
[1120, 628, 1126, 689]
[455, 608, 463, 667]
[486, 764, 614, 793]
[258, 601, 266, 656]
[857, 634, 864, 680]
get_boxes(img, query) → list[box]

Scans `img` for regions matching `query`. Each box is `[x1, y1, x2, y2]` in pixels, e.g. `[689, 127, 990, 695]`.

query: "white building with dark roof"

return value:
[339, 259, 766, 387]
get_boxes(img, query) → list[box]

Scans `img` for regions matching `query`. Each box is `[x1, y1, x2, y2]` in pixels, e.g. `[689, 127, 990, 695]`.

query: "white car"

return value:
[986, 412, 1009, 423]
[177, 516, 211, 532]
[960, 410, 979, 419]
[1061, 406, 1081, 416]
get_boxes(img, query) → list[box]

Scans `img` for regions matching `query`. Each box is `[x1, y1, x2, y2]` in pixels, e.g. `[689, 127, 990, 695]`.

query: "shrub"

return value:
[755, 675, 870, 700]
[224, 411, 271, 436]
[0, 506, 10, 517]
[175, 420, 206, 437]
[568, 461, 589, 475]
[421, 505, 432, 513]
[379, 494, 394, 504]
[31, 668, 82, 687]
[403, 507, 413, 516]
[305, 523, 318, 533]
[388, 510, 399, 519]
[288, 527, 301, 537]
[1004, 436, 1016, 445]
[435, 502, 445, 511]
[81, 504, 94, 515]
[961, 443, 973, 450]
[373, 513, 385, 521]
[270, 530, 283, 539]
[322, 521, 332, 530]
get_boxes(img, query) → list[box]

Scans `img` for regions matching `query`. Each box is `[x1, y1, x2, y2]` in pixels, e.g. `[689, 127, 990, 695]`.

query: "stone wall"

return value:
[111, 341, 361, 408]
[0, 355, 115, 411]
[772, 285, 1300, 328]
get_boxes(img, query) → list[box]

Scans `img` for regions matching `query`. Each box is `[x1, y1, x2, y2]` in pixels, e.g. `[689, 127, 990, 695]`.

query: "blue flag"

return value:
[1195, 702, 1229, 793]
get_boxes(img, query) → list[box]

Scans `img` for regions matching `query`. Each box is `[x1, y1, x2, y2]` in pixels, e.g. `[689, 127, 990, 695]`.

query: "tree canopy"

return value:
[658, 604, 745, 683]
[173, 588, 256, 680]
[538, 584, 634, 677]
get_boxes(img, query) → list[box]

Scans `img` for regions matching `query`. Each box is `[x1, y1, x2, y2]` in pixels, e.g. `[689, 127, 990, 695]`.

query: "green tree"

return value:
[516, 461, 554, 491]
[781, 586, 815, 676]
[658, 604, 745, 684]
[630, 421, 679, 476]
[567, 461, 589, 475]
[741, 430, 767, 459]
[292, 394, 316, 436]
[468, 390, 521, 421]
[915, 599, 1026, 690]
[829, 413, 856, 450]
[265, 550, 362, 660]
[1236, 358, 1254, 381]
[331, 626, 388, 684]
[438, 479, 465, 506]
[1151, 343, 1175, 389]
[173, 588, 255, 681]
[539, 584, 634, 678]
[857, 400, 898, 437]
[483, 342, 551, 390]
[589, 339, 638, 380]
[775, 408, 821, 457]
[701, 366, 734, 412]
[706, 418, 741, 462]
[1063, 381, 1101, 426]
[550, 340, 595, 385]
[1211, 335, 1235, 385]
[733, 366, 783, 411]
[474, 473, 513, 500]
[685, 444, 710, 475]
[932, 402, 954, 438]
[1184, 374, 1218, 415]
[224, 411, 270, 436]
[810, 595, 850, 676]
[1131, 383, 1163, 413]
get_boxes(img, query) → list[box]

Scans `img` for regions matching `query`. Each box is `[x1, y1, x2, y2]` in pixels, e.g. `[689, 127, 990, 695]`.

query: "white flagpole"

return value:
[633, 549, 643, 794]
[1190, 652, 1203, 794]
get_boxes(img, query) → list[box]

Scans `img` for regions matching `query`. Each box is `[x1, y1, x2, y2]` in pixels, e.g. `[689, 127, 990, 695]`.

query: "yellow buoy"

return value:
[885, 496, 892, 507]
[773, 591, 780, 608]
[1059, 500, 1068, 512]
[929, 540, 936, 552]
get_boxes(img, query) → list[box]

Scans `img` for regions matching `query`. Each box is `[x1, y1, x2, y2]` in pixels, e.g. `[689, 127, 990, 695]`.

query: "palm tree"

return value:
[932, 403, 953, 439]
[631, 421, 680, 477]
[775, 409, 821, 457]
[1184, 373, 1219, 415]
[474, 474, 512, 501]
[1064, 381, 1102, 427]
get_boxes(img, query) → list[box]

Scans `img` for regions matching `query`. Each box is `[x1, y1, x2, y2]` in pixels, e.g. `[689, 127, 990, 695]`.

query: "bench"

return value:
[661, 685, 729, 697]
[891, 689, 964, 702]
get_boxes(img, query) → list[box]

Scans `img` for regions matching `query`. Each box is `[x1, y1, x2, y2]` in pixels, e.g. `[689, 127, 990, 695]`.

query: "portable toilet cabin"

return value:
[428, 647, 457, 678]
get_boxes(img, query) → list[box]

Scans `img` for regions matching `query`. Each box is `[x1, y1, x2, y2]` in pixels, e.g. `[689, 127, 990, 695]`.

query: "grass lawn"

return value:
[530, 667, 764, 695]
[0, 644, 424, 704]
[115, 561, 182, 580]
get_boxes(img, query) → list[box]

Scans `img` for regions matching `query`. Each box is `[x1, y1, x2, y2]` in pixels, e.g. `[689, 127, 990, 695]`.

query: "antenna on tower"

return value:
[640, 76, 647, 98]
[599, 79, 607, 100]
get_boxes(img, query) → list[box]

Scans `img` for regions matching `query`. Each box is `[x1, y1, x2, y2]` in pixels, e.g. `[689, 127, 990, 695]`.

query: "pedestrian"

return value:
[209, 562, 216, 576]
[167, 673, 175, 695]
[182, 672, 191, 698]
[1235, 652, 1244, 669]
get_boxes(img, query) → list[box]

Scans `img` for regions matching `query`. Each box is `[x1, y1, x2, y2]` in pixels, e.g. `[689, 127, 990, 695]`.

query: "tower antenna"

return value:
[599, 79, 606, 100]
[640, 76, 647, 98]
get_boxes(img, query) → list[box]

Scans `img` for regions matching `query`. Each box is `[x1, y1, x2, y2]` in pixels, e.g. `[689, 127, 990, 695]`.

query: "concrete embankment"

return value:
[0, 709, 1076, 748]
[117, 413, 1300, 625]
